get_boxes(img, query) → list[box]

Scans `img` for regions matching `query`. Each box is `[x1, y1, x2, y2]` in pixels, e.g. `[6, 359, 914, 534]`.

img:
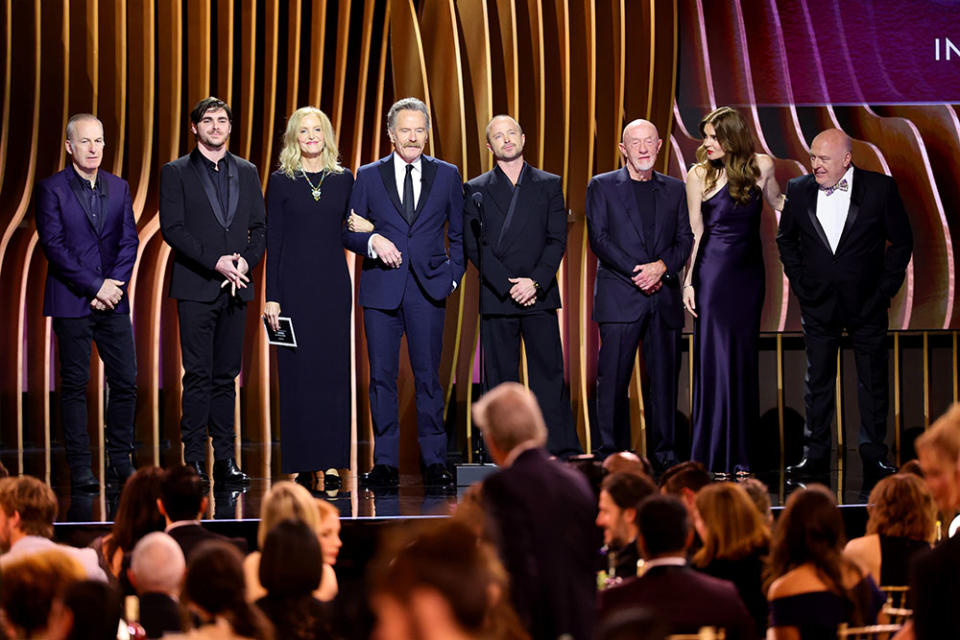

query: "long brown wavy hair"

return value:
[865, 473, 937, 541]
[695, 106, 759, 205]
[693, 482, 770, 567]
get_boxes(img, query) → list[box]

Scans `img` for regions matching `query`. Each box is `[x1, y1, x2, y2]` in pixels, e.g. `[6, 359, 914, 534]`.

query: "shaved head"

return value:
[810, 128, 853, 188]
[811, 128, 852, 154]
[622, 119, 659, 143]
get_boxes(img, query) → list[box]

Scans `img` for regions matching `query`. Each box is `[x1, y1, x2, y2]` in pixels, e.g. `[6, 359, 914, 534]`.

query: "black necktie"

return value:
[403, 164, 415, 224]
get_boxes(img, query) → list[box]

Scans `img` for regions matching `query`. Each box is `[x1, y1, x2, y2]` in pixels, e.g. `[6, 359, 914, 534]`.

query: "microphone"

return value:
[471, 191, 484, 239]
[472, 191, 483, 213]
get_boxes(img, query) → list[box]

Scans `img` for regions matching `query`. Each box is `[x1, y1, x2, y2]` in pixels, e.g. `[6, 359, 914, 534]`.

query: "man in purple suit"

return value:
[343, 97, 464, 489]
[35, 114, 139, 491]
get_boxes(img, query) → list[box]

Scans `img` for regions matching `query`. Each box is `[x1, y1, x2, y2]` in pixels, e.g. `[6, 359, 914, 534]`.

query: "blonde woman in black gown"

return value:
[263, 107, 353, 490]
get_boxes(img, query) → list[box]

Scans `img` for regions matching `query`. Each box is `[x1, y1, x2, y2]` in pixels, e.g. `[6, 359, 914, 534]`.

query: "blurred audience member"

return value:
[159, 465, 248, 561]
[170, 541, 273, 640]
[0, 549, 86, 639]
[739, 478, 774, 529]
[475, 382, 596, 640]
[45, 579, 123, 640]
[129, 531, 186, 639]
[89, 466, 165, 591]
[602, 451, 654, 480]
[909, 404, 960, 639]
[692, 482, 770, 636]
[567, 457, 606, 500]
[371, 519, 528, 640]
[844, 473, 935, 586]
[900, 459, 923, 478]
[659, 461, 712, 512]
[598, 494, 754, 640]
[256, 519, 331, 640]
[766, 485, 884, 640]
[594, 607, 667, 640]
[0, 476, 106, 580]
[596, 472, 657, 584]
[315, 499, 342, 601]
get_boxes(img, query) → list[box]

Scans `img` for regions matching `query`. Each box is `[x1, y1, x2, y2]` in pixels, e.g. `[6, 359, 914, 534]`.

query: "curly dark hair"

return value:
[865, 473, 937, 541]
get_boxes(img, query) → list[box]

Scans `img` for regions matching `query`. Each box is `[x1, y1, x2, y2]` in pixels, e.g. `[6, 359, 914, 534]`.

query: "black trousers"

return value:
[53, 312, 137, 470]
[801, 310, 890, 463]
[482, 311, 582, 457]
[177, 291, 247, 463]
[596, 311, 681, 468]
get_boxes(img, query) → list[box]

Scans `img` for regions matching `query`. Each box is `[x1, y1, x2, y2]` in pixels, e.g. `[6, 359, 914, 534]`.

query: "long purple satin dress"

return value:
[690, 183, 764, 473]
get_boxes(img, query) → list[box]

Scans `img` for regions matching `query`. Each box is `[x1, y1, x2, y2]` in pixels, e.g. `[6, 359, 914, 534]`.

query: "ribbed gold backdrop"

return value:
[1, 1, 957, 483]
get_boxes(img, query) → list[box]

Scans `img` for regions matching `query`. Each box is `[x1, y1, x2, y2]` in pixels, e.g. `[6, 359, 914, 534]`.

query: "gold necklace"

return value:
[301, 168, 328, 201]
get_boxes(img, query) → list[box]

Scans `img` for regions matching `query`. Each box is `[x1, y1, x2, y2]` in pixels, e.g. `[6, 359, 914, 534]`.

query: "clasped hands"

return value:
[508, 277, 537, 307]
[90, 278, 126, 311]
[632, 260, 666, 295]
[217, 253, 250, 296]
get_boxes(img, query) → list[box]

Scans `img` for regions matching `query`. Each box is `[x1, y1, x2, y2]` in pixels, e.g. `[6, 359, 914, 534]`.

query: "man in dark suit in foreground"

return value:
[157, 464, 248, 561]
[598, 494, 754, 640]
[343, 97, 464, 489]
[475, 382, 597, 640]
[35, 113, 140, 491]
[463, 115, 581, 457]
[586, 119, 693, 468]
[777, 128, 912, 479]
[160, 97, 266, 487]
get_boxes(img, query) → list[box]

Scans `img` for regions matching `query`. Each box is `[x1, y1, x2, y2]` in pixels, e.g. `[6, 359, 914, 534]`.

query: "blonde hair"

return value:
[257, 481, 321, 548]
[693, 482, 770, 567]
[316, 498, 339, 523]
[865, 473, 937, 541]
[915, 403, 960, 464]
[277, 106, 343, 177]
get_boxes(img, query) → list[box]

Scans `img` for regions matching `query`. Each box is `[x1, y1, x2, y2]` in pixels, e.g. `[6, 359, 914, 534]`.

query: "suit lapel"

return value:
[804, 177, 832, 252]
[615, 168, 648, 250]
[65, 170, 98, 232]
[496, 164, 528, 251]
[413, 155, 438, 224]
[189, 150, 229, 228]
[377, 155, 405, 219]
[833, 166, 862, 255]
[225, 153, 240, 228]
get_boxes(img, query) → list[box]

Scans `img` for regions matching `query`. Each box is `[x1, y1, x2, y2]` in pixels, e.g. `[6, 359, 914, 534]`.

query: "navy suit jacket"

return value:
[776, 166, 913, 325]
[586, 168, 693, 327]
[35, 168, 139, 318]
[159, 150, 266, 302]
[482, 447, 597, 640]
[343, 154, 464, 308]
[463, 164, 566, 314]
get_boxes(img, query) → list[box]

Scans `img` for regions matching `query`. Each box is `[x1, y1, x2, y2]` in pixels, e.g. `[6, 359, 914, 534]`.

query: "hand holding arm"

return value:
[347, 211, 375, 233]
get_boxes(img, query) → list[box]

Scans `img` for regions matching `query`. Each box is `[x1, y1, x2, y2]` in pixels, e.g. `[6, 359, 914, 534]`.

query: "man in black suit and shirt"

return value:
[475, 382, 597, 640]
[586, 119, 693, 468]
[777, 128, 912, 478]
[159, 97, 266, 486]
[463, 115, 581, 456]
[157, 464, 248, 561]
[598, 494, 754, 640]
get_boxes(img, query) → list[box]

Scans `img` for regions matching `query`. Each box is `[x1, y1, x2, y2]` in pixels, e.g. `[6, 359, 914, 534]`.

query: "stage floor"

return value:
[36, 443, 887, 524]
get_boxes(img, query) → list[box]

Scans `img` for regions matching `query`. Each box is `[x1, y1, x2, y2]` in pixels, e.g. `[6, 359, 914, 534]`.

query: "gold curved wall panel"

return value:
[2, 0, 957, 479]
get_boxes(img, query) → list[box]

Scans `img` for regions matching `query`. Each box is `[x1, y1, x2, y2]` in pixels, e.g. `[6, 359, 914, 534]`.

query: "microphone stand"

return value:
[473, 192, 489, 464]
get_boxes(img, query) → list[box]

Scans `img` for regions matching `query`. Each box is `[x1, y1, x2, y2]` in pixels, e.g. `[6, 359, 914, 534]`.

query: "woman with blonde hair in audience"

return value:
[844, 473, 936, 586]
[914, 403, 960, 535]
[766, 485, 885, 639]
[315, 498, 342, 601]
[692, 482, 771, 635]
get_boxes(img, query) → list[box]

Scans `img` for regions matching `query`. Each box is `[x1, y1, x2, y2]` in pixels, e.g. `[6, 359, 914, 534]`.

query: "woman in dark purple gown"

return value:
[263, 107, 353, 490]
[683, 107, 784, 477]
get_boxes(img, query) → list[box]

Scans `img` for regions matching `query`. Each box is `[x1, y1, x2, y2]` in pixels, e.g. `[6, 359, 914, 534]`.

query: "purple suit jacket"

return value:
[35, 167, 139, 317]
[342, 154, 464, 309]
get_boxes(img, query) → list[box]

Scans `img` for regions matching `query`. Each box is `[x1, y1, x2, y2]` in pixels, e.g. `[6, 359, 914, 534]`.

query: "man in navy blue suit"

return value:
[586, 119, 693, 470]
[343, 97, 464, 489]
[35, 113, 140, 491]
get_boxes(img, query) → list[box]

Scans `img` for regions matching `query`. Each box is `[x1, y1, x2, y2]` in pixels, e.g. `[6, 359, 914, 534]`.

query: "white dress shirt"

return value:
[816, 165, 854, 253]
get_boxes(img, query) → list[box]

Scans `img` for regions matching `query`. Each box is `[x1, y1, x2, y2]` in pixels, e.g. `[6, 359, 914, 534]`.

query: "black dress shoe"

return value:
[295, 471, 318, 491]
[359, 464, 399, 488]
[187, 460, 210, 485]
[213, 458, 250, 486]
[785, 456, 829, 478]
[424, 463, 454, 487]
[106, 462, 135, 487]
[864, 458, 897, 478]
[70, 467, 100, 493]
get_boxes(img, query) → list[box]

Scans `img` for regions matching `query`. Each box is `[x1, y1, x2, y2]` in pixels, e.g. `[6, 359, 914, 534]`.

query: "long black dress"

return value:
[690, 183, 764, 474]
[266, 168, 353, 474]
